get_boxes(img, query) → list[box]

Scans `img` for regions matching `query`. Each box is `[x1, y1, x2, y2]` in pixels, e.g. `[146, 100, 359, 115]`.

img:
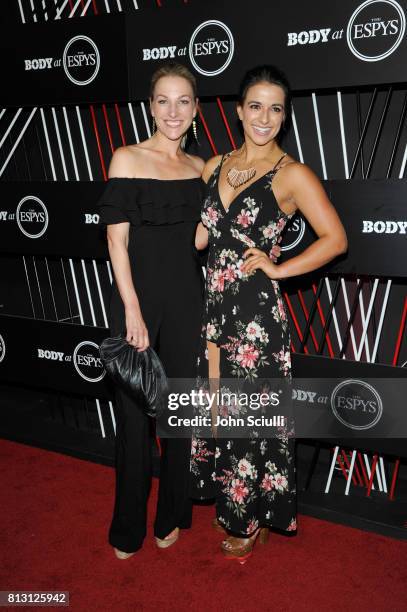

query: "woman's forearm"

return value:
[274, 234, 347, 280]
[107, 239, 141, 312]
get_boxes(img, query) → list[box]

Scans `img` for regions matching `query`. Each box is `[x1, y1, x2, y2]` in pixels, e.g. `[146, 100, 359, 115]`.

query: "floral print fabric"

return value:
[190, 155, 297, 535]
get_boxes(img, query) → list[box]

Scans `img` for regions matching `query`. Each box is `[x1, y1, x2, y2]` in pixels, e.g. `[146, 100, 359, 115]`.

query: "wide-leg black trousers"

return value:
[108, 274, 202, 553]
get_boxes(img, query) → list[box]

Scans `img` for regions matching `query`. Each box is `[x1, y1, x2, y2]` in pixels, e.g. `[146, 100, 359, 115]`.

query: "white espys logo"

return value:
[0, 334, 5, 363]
[347, 0, 405, 62]
[331, 379, 383, 430]
[63, 35, 100, 86]
[16, 196, 48, 239]
[189, 20, 234, 76]
[281, 216, 305, 251]
[73, 341, 105, 383]
[362, 220, 407, 233]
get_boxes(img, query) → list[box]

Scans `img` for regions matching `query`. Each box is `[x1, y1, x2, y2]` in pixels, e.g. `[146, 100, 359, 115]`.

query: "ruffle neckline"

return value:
[106, 177, 203, 226]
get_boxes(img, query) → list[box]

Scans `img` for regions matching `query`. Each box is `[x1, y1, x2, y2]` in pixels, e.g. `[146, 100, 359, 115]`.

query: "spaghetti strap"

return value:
[270, 156, 296, 179]
[211, 151, 232, 184]
[272, 152, 287, 171]
[220, 151, 233, 167]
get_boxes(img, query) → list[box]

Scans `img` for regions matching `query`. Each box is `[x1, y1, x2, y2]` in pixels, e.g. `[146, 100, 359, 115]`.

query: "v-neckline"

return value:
[215, 153, 286, 215]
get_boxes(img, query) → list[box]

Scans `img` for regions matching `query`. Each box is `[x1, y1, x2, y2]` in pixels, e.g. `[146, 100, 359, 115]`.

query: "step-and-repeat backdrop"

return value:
[2, 1, 407, 105]
[0, 1, 406, 461]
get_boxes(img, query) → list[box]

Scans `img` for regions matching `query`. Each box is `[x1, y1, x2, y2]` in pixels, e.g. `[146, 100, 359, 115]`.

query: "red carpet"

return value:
[1, 439, 406, 612]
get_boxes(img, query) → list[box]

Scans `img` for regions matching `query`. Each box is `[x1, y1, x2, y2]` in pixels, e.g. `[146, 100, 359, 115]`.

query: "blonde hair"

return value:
[150, 62, 197, 99]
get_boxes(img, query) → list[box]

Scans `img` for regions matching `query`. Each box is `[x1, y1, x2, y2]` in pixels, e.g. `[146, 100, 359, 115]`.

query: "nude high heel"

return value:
[155, 527, 179, 549]
[114, 548, 136, 560]
[221, 527, 269, 564]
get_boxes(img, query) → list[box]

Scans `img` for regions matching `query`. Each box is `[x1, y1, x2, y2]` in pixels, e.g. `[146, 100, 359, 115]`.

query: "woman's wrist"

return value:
[124, 296, 140, 312]
[269, 262, 289, 280]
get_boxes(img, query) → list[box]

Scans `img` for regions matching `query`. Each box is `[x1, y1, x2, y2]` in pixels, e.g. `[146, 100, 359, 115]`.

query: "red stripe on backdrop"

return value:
[102, 105, 115, 155]
[352, 457, 364, 487]
[389, 458, 400, 500]
[343, 450, 364, 486]
[68, 0, 74, 10]
[92, 0, 98, 14]
[366, 454, 379, 497]
[336, 453, 351, 483]
[216, 98, 237, 150]
[392, 296, 407, 366]
[284, 292, 309, 354]
[156, 436, 162, 456]
[114, 104, 126, 146]
[357, 452, 369, 487]
[198, 108, 218, 155]
[89, 105, 108, 181]
[312, 283, 334, 358]
[341, 450, 358, 486]
[297, 290, 319, 352]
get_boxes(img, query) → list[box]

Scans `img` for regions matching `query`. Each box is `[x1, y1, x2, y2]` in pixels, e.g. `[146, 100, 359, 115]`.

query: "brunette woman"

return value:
[192, 65, 347, 563]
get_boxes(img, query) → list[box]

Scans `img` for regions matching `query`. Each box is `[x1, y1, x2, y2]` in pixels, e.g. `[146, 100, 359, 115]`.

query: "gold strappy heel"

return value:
[212, 517, 227, 534]
[221, 527, 270, 564]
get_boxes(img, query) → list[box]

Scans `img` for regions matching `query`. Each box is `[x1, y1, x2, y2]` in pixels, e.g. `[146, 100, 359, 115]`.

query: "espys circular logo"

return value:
[73, 341, 105, 383]
[331, 379, 383, 430]
[63, 35, 100, 86]
[189, 20, 234, 76]
[0, 334, 5, 363]
[16, 196, 48, 239]
[281, 216, 305, 252]
[347, 0, 406, 62]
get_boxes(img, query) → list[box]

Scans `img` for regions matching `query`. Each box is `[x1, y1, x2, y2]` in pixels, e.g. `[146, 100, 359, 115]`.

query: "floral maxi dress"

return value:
[190, 154, 297, 536]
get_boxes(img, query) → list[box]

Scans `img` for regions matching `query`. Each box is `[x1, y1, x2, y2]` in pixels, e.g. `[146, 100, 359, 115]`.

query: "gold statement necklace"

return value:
[226, 165, 256, 189]
[226, 148, 285, 190]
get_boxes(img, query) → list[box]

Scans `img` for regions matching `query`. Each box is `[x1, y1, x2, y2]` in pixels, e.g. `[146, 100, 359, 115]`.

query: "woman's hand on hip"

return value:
[242, 247, 280, 279]
[125, 308, 149, 351]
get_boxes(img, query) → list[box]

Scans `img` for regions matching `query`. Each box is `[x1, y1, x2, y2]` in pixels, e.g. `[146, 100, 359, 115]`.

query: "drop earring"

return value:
[192, 119, 199, 144]
[151, 117, 156, 134]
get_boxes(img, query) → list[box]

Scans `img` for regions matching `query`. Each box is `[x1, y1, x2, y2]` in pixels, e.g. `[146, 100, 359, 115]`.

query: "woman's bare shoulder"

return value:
[186, 153, 205, 175]
[202, 154, 223, 183]
[108, 144, 152, 178]
[281, 158, 314, 178]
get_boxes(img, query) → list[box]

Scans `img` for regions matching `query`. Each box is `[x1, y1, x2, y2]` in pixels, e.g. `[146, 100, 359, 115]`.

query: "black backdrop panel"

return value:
[0, 315, 112, 399]
[280, 179, 407, 277]
[1, 179, 406, 276]
[292, 353, 407, 456]
[0, 13, 128, 106]
[0, 182, 107, 258]
[0, 314, 405, 453]
[127, 0, 407, 98]
[2, 1, 407, 106]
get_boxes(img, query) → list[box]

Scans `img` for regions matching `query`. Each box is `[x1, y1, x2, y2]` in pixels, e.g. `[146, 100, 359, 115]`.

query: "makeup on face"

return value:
[238, 82, 286, 142]
[151, 76, 197, 139]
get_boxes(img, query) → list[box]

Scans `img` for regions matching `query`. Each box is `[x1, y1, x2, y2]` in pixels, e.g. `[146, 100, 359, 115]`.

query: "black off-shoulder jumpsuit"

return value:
[98, 177, 204, 553]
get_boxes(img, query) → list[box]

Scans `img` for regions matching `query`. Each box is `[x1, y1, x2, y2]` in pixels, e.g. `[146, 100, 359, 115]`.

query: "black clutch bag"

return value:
[99, 336, 168, 418]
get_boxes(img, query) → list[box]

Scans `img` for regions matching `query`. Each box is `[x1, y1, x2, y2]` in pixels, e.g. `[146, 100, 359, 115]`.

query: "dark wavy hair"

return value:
[238, 65, 292, 139]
